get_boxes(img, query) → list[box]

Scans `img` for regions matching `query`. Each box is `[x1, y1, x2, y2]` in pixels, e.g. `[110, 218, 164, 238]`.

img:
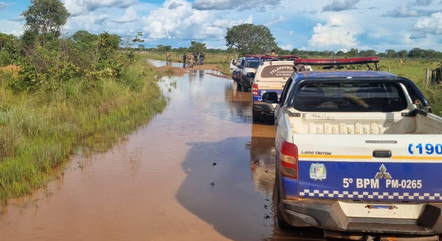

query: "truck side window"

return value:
[279, 77, 293, 105]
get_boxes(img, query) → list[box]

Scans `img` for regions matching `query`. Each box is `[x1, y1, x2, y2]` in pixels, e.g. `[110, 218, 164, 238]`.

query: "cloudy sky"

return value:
[0, 0, 441, 52]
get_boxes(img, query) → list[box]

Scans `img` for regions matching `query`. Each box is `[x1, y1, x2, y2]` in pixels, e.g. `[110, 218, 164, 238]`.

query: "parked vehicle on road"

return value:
[267, 57, 442, 240]
[252, 60, 299, 123]
[229, 58, 239, 74]
[232, 55, 298, 92]
[233, 56, 262, 92]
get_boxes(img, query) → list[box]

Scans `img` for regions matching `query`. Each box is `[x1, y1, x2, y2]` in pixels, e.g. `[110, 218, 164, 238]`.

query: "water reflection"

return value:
[224, 82, 252, 123]
[177, 137, 274, 241]
[247, 124, 276, 196]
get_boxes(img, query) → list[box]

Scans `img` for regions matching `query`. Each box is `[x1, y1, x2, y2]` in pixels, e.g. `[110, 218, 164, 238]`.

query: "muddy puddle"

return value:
[0, 61, 324, 241]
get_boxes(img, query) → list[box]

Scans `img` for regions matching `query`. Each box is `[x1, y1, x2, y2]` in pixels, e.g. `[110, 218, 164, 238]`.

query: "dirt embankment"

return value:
[156, 64, 228, 78]
[0, 65, 20, 76]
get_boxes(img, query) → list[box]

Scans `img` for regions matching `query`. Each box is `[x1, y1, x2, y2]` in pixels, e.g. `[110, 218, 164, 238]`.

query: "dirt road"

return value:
[0, 60, 324, 241]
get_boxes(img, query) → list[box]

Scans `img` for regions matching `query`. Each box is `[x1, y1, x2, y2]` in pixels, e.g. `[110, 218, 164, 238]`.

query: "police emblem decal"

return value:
[309, 163, 327, 181]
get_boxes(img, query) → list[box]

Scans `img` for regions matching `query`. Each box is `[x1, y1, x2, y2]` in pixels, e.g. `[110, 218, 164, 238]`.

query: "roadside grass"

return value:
[0, 55, 166, 203]
[380, 59, 441, 115]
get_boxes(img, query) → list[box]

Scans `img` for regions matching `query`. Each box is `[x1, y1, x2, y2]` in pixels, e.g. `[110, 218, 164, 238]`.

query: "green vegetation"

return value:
[0, 0, 166, 203]
[0, 55, 166, 203]
[225, 23, 277, 55]
[380, 59, 441, 115]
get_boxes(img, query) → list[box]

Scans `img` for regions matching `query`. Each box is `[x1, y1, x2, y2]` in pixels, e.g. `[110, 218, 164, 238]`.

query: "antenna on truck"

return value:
[294, 56, 380, 70]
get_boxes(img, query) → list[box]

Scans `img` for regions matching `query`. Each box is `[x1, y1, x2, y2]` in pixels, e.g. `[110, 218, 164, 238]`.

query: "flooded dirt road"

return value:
[0, 61, 325, 241]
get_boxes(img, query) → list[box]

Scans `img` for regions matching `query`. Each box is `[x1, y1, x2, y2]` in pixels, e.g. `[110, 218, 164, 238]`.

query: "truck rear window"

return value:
[293, 82, 408, 112]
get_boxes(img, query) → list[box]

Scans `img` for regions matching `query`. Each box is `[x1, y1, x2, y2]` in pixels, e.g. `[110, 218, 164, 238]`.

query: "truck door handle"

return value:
[373, 150, 392, 158]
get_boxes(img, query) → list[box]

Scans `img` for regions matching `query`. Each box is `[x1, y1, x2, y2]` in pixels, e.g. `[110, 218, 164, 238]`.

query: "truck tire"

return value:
[252, 107, 262, 123]
[236, 82, 242, 92]
[273, 173, 291, 229]
[240, 83, 247, 92]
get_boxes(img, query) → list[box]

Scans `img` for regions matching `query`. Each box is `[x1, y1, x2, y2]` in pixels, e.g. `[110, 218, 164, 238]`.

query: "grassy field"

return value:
[379, 59, 441, 115]
[0, 55, 166, 203]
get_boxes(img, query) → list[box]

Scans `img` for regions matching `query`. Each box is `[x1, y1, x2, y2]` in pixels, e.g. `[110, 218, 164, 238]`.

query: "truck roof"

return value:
[293, 70, 397, 81]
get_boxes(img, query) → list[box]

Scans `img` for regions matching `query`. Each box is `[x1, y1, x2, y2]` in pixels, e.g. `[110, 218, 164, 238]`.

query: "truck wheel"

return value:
[236, 82, 242, 92]
[242, 85, 250, 92]
[273, 173, 291, 229]
[252, 109, 262, 123]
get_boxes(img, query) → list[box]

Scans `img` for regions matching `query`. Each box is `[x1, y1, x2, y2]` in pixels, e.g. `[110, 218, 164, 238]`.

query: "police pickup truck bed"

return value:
[270, 58, 442, 239]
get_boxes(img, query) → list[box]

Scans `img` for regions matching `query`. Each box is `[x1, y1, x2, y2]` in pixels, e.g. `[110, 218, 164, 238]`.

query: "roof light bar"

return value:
[244, 54, 298, 60]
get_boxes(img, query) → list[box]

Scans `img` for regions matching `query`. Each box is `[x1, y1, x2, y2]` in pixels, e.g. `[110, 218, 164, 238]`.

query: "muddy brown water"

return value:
[0, 60, 325, 241]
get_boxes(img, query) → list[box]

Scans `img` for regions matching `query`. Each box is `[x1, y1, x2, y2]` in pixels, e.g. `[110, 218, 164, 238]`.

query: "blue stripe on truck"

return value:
[293, 161, 442, 201]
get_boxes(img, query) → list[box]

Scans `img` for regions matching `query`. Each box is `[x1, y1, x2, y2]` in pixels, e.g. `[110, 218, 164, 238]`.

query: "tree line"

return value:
[150, 23, 442, 60]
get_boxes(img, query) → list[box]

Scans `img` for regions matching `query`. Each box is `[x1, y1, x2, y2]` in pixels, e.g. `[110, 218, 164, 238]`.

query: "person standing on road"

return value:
[183, 53, 187, 68]
[199, 52, 205, 65]
[188, 53, 194, 68]
[193, 53, 198, 66]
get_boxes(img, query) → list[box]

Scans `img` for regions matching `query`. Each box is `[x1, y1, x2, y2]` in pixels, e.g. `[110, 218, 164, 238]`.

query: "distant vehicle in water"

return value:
[232, 55, 298, 92]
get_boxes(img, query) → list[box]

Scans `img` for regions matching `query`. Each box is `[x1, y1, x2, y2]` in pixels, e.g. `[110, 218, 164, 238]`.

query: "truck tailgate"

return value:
[295, 134, 442, 202]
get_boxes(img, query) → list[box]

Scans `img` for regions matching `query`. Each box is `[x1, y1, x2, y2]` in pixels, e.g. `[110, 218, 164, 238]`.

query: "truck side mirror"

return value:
[262, 92, 278, 103]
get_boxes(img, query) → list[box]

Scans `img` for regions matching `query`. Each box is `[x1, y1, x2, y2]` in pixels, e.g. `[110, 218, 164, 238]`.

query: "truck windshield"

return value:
[293, 81, 408, 112]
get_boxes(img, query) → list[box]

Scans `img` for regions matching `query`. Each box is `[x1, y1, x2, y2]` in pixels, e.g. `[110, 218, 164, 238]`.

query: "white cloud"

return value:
[0, 2, 8, 9]
[414, 11, 442, 35]
[409, 0, 434, 6]
[323, 0, 361, 12]
[0, 19, 24, 36]
[266, 16, 286, 27]
[64, 0, 136, 15]
[143, 0, 250, 40]
[192, 0, 280, 10]
[111, 7, 138, 23]
[280, 44, 293, 50]
[308, 15, 363, 50]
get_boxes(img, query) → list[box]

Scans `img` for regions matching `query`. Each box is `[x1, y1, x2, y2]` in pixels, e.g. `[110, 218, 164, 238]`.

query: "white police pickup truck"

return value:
[266, 57, 442, 240]
[252, 60, 294, 122]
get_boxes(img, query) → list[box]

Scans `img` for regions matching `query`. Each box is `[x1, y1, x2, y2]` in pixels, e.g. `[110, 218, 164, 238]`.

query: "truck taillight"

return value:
[280, 139, 298, 179]
[252, 83, 259, 96]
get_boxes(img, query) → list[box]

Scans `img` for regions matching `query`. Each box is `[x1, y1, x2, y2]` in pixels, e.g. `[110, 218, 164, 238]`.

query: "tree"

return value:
[385, 49, 396, 58]
[359, 49, 376, 57]
[408, 48, 425, 58]
[346, 48, 359, 57]
[225, 23, 277, 55]
[0, 33, 20, 65]
[72, 30, 97, 44]
[156, 45, 171, 52]
[22, 0, 70, 44]
[189, 41, 206, 54]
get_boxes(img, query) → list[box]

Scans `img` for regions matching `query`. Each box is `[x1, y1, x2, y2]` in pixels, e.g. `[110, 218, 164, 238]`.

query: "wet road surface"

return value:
[0, 60, 325, 241]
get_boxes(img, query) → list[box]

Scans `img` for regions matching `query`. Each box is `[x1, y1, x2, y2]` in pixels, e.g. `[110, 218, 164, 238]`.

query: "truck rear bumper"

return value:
[281, 199, 442, 235]
[252, 102, 275, 117]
